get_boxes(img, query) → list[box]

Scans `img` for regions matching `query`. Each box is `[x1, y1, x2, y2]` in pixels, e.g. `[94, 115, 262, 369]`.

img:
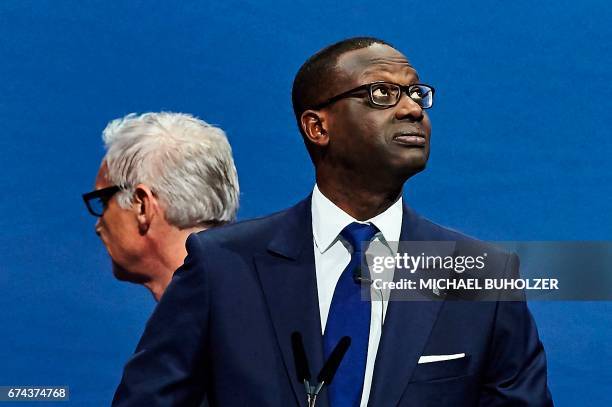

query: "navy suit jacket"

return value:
[113, 197, 553, 406]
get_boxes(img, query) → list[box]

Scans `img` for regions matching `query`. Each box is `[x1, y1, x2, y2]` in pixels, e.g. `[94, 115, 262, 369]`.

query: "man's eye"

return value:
[372, 86, 390, 98]
[410, 89, 424, 100]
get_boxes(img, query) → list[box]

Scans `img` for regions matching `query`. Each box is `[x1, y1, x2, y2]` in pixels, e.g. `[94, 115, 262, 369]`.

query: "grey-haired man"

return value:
[83, 112, 239, 301]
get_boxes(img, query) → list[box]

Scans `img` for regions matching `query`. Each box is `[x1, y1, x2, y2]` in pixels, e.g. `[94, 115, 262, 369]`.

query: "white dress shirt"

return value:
[311, 184, 402, 407]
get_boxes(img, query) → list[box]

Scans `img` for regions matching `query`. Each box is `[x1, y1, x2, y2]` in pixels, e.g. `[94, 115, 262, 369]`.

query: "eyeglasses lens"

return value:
[370, 83, 401, 106]
[88, 197, 106, 217]
[409, 85, 433, 109]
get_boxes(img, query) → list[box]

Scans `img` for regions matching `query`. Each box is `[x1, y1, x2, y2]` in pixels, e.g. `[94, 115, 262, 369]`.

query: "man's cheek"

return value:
[361, 116, 381, 134]
[423, 114, 432, 134]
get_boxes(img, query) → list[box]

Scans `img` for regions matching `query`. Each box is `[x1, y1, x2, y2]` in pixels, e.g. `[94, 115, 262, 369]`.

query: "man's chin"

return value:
[393, 153, 429, 180]
[402, 162, 427, 180]
[111, 261, 147, 284]
[111, 262, 132, 281]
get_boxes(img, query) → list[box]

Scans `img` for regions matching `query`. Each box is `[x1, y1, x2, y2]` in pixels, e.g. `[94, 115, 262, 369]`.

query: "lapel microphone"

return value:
[353, 266, 373, 285]
[291, 332, 351, 407]
[353, 266, 386, 334]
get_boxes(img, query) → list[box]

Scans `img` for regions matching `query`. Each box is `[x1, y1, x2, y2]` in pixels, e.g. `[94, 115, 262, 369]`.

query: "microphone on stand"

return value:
[291, 332, 351, 407]
[314, 336, 351, 391]
[291, 332, 313, 403]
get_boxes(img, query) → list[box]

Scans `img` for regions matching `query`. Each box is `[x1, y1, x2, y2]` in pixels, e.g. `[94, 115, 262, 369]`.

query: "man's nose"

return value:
[394, 93, 424, 121]
[95, 218, 102, 236]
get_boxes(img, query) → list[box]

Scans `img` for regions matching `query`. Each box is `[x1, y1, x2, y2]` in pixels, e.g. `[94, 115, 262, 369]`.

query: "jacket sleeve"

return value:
[478, 253, 554, 406]
[112, 233, 210, 406]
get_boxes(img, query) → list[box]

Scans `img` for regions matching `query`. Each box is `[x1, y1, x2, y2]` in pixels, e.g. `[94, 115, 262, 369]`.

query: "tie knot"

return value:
[340, 222, 379, 254]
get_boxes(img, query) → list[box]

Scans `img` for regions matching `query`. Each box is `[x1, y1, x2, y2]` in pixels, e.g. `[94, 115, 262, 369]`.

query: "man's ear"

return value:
[300, 110, 330, 147]
[133, 184, 158, 234]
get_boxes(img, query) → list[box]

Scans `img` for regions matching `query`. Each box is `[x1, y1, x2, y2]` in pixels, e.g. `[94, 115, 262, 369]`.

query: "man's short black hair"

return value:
[291, 36, 393, 136]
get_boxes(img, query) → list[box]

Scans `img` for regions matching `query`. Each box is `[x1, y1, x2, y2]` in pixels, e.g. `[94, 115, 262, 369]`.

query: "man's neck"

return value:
[316, 175, 403, 221]
[144, 225, 206, 302]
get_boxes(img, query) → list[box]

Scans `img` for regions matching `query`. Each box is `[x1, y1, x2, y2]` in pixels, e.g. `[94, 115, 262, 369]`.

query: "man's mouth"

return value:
[392, 132, 427, 147]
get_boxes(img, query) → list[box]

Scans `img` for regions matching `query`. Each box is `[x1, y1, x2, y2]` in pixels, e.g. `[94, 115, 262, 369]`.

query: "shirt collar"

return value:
[311, 184, 403, 253]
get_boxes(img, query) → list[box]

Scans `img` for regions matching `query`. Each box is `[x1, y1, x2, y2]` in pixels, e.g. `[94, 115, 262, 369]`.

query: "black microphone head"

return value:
[291, 332, 311, 382]
[317, 336, 351, 385]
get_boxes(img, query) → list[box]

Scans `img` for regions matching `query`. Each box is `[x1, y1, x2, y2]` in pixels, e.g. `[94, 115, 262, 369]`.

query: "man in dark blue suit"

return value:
[113, 37, 553, 406]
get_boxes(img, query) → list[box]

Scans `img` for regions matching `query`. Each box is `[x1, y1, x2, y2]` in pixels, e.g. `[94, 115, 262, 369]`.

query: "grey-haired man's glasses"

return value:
[82, 185, 121, 217]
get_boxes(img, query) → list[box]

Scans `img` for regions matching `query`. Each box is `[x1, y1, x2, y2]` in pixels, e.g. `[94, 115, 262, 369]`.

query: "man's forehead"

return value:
[336, 44, 419, 84]
[95, 161, 111, 189]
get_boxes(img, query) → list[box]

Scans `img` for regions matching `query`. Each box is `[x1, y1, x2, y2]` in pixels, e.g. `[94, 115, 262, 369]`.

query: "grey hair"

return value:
[102, 112, 239, 228]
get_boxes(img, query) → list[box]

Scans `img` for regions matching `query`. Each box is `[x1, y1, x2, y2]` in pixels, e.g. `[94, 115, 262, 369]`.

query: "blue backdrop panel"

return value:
[0, 1, 610, 405]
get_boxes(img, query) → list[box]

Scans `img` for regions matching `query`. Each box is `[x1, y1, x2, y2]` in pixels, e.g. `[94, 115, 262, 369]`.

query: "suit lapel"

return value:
[367, 205, 454, 406]
[254, 197, 329, 407]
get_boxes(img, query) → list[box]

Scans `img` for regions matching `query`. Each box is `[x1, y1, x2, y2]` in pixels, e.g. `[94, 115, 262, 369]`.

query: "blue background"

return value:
[1, 1, 610, 405]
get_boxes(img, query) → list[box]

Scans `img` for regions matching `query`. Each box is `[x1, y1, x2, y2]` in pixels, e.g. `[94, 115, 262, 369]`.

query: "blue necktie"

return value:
[324, 222, 378, 407]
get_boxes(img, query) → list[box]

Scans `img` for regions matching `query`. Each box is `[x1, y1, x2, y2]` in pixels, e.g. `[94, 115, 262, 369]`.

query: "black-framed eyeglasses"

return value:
[82, 185, 121, 217]
[311, 81, 435, 110]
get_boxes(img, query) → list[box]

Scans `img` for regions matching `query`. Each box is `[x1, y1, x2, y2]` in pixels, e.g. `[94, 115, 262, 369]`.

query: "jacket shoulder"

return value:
[197, 208, 290, 246]
[410, 209, 512, 258]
